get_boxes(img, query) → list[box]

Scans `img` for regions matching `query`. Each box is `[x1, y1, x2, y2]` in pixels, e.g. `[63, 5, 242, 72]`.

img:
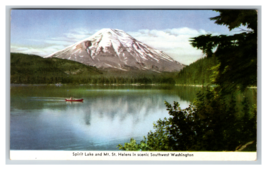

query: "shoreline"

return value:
[10, 83, 174, 87]
[10, 83, 258, 89]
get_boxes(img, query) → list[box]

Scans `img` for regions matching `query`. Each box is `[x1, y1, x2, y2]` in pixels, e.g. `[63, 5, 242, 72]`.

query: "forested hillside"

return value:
[10, 53, 177, 85]
[11, 53, 102, 84]
[175, 56, 219, 85]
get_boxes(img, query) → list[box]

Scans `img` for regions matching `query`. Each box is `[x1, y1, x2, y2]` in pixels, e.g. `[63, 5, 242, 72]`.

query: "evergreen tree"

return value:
[190, 10, 257, 92]
[118, 10, 257, 152]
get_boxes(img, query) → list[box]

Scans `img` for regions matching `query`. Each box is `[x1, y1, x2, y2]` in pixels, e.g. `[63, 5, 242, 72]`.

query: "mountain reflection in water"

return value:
[10, 85, 256, 150]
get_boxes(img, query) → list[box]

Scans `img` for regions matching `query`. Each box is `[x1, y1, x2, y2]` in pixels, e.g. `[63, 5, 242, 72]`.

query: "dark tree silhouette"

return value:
[190, 10, 257, 92]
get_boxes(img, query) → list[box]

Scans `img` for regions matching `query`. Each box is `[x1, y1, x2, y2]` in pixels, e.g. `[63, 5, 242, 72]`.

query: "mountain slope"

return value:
[49, 28, 184, 72]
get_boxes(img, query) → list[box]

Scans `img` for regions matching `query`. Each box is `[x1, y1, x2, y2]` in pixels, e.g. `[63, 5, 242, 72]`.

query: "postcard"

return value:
[8, 7, 259, 163]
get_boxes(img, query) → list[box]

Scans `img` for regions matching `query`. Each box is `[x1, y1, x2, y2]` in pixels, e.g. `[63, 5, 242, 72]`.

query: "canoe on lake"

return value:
[65, 98, 83, 102]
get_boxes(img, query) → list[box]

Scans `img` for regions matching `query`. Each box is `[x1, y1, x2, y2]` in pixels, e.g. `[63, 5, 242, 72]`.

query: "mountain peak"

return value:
[92, 28, 135, 41]
[98, 28, 119, 32]
[50, 29, 184, 72]
[97, 28, 126, 34]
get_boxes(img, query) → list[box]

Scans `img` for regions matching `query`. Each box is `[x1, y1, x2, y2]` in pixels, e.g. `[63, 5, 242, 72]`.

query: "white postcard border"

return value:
[10, 151, 257, 161]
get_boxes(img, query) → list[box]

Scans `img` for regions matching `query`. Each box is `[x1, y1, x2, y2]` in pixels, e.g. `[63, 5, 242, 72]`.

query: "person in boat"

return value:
[70, 97, 73, 100]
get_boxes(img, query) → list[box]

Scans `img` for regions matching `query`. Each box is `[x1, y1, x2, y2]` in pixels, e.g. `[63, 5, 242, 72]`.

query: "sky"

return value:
[10, 9, 245, 65]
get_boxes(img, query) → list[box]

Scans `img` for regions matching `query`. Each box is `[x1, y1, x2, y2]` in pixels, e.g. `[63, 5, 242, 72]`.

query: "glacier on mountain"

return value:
[49, 28, 184, 72]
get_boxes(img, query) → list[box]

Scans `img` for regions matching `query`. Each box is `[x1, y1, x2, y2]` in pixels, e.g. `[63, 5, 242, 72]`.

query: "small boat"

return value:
[65, 98, 83, 102]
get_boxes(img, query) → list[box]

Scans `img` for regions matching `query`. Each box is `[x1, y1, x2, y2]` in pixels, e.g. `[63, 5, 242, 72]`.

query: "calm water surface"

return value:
[10, 85, 256, 150]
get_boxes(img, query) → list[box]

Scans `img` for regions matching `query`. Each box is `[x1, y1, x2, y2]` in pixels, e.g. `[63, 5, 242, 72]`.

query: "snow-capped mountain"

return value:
[49, 28, 184, 72]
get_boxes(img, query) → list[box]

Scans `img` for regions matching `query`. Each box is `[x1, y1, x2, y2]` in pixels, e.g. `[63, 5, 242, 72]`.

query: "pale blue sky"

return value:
[10, 9, 241, 64]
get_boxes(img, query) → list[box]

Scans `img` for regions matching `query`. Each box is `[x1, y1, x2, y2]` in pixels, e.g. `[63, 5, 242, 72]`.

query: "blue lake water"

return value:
[10, 85, 200, 150]
[10, 85, 256, 150]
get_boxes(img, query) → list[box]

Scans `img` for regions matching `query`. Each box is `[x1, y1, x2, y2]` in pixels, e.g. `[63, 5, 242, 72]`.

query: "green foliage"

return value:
[176, 56, 219, 85]
[118, 88, 257, 151]
[190, 10, 257, 92]
[118, 10, 257, 152]
[118, 117, 171, 151]
[117, 138, 148, 151]
[210, 10, 257, 31]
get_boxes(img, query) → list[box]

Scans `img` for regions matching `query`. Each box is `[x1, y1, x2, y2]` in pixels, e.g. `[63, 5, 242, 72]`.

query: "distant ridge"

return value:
[11, 53, 102, 84]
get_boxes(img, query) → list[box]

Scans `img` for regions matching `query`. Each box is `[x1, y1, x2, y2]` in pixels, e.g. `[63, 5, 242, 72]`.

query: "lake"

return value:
[10, 84, 256, 151]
